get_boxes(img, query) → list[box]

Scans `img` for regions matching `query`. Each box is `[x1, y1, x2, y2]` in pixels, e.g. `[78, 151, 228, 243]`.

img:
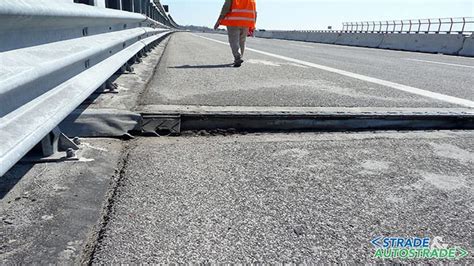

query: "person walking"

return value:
[214, 0, 257, 67]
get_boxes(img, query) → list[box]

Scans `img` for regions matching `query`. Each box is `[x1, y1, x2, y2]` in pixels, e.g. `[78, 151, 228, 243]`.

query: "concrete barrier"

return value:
[289, 31, 309, 41]
[254, 31, 264, 37]
[271, 31, 287, 39]
[254, 30, 470, 57]
[257, 31, 273, 38]
[305, 32, 339, 44]
[459, 36, 474, 57]
[379, 34, 465, 55]
[280, 31, 293, 40]
[335, 33, 385, 48]
[264, 31, 274, 39]
[304, 32, 322, 43]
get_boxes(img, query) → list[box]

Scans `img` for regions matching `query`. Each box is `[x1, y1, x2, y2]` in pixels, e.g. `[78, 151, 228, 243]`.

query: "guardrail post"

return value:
[93, 0, 106, 7]
[40, 127, 79, 159]
[121, 0, 132, 11]
[461, 17, 466, 34]
[341, 17, 471, 35]
[142, 0, 147, 14]
[133, 0, 141, 13]
[104, 0, 121, 9]
[139, 0, 143, 14]
[448, 18, 453, 34]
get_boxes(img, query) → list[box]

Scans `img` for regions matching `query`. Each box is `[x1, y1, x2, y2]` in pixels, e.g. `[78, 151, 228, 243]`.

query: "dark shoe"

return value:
[233, 58, 244, 67]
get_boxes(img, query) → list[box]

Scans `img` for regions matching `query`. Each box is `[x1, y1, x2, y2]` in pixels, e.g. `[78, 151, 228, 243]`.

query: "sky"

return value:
[161, 0, 473, 30]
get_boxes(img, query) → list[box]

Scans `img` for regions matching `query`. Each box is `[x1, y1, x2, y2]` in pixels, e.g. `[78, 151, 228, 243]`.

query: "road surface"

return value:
[92, 131, 474, 263]
[2, 32, 473, 264]
[140, 32, 474, 109]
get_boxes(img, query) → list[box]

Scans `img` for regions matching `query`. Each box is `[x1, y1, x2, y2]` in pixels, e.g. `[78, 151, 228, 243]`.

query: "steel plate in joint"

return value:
[141, 115, 181, 135]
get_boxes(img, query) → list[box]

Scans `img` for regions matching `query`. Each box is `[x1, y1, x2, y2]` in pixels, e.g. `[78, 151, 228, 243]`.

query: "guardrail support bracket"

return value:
[119, 63, 134, 74]
[96, 80, 119, 94]
[133, 55, 142, 63]
[42, 127, 79, 157]
[21, 127, 81, 163]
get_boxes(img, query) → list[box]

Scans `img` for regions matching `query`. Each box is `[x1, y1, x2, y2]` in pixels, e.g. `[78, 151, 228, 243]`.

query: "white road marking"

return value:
[195, 34, 474, 108]
[246, 59, 281, 67]
[290, 44, 314, 48]
[246, 59, 308, 68]
[405, 58, 474, 69]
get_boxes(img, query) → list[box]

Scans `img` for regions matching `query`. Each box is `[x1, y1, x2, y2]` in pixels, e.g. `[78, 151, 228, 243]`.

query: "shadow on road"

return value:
[170, 63, 234, 69]
[0, 164, 34, 199]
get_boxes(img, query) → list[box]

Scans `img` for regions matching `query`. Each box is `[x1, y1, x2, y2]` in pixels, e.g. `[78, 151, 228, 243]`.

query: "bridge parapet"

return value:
[254, 17, 474, 56]
[342, 17, 473, 35]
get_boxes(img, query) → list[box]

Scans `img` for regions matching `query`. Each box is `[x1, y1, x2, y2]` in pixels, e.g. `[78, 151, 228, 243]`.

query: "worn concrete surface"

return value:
[92, 131, 473, 264]
[0, 139, 125, 264]
[203, 33, 474, 101]
[140, 33, 457, 108]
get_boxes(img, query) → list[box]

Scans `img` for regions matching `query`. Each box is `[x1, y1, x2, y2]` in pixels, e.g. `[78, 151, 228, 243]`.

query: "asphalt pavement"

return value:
[201, 33, 474, 101]
[140, 32, 473, 109]
[98, 33, 474, 263]
[2, 32, 473, 264]
[1, 139, 125, 264]
[92, 131, 474, 263]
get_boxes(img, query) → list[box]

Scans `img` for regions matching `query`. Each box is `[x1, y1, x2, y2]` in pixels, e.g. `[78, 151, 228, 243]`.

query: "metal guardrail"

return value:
[342, 17, 473, 35]
[73, 0, 179, 28]
[0, 0, 178, 176]
[268, 17, 473, 35]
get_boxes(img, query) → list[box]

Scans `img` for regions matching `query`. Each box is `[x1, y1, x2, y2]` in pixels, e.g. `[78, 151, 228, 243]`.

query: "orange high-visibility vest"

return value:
[220, 0, 257, 28]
